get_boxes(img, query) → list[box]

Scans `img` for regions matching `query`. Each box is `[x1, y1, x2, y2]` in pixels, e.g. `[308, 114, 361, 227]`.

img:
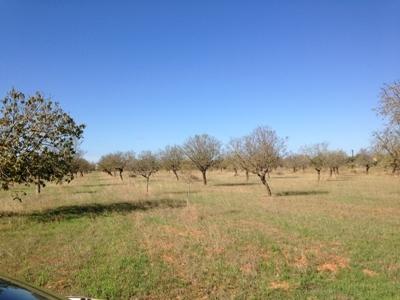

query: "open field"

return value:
[0, 170, 399, 299]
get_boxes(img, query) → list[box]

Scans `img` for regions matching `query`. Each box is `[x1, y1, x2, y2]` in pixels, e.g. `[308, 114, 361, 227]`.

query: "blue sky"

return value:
[1, 1, 399, 161]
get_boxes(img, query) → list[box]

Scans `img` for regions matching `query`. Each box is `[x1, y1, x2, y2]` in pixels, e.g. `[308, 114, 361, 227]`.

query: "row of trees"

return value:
[1, 81, 399, 197]
[96, 133, 380, 195]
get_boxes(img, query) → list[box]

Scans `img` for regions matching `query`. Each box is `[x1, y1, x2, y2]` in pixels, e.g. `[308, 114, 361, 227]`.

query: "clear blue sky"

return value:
[1, 1, 399, 161]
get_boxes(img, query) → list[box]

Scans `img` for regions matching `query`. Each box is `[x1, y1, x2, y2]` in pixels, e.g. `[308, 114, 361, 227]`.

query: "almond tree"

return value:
[161, 145, 184, 181]
[303, 143, 329, 182]
[135, 151, 160, 193]
[0, 89, 85, 194]
[182, 134, 221, 185]
[373, 81, 400, 174]
[355, 148, 376, 174]
[326, 150, 348, 176]
[98, 152, 129, 180]
[230, 126, 286, 196]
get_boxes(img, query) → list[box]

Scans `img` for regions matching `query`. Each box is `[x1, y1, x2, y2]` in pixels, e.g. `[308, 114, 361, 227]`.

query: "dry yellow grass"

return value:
[0, 169, 399, 299]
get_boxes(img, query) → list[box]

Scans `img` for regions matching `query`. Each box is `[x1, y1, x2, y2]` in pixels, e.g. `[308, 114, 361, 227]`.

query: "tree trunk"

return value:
[36, 176, 41, 194]
[201, 170, 207, 185]
[117, 168, 123, 181]
[233, 168, 238, 176]
[392, 164, 398, 175]
[366, 165, 370, 175]
[172, 169, 179, 181]
[80, 170, 84, 177]
[316, 169, 321, 182]
[245, 169, 249, 182]
[104, 169, 113, 176]
[293, 167, 297, 173]
[329, 168, 333, 177]
[146, 177, 149, 193]
[259, 173, 272, 196]
[335, 167, 339, 175]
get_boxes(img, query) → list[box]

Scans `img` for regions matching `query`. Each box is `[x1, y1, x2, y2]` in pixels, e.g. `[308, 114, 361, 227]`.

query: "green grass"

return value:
[0, 170, 399, 299]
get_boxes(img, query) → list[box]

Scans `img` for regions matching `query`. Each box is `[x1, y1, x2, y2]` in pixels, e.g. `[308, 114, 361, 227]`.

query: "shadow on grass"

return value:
[74, 190, 98, 194]
[272, 176, 299, 179]
[214, 183, 258, 187]
[80, 183, 125, 188]
[0, 199, 186, 222]
[276, 190, 329, 197]
[165, 191, 200, 195]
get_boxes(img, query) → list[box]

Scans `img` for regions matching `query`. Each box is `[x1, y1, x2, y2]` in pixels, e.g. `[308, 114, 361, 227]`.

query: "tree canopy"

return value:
[0, 89, 85, 194]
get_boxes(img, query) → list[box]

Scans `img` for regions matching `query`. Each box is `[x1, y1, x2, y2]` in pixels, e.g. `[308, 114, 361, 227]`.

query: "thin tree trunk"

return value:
[146, 177, 149, 193]
[117, 168, 123, 181]
[366, 165, 370, 175]
[293, 167, 297, 173]
[80, 171, 84, 177]
[201, 170, 207, 185]
[173, 169, 179, 181]
[259, 173, 272, 196]
[392, 164, 398, 175]
[316, 169, 321, 182]
[245, 169, 249, 182]
[36, 176, 41, 194]
[329, 168, 333, 177]
[233, 168, 238, 176]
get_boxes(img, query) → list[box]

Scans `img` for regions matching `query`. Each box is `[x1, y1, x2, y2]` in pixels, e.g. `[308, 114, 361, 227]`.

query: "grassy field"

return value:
[0, 169, 399, 299]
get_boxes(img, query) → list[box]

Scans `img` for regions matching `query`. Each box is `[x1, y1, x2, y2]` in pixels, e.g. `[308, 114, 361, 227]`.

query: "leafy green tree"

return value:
[182, 134, 221, 185]
[0, 89, 85, 194]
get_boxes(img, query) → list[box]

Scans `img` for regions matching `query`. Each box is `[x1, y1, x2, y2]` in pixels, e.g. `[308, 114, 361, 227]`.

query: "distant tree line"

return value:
[1, 81, 399, 196]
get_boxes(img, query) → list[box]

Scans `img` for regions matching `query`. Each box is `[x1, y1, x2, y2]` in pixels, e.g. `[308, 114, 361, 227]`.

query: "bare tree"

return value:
[373, 81, 400, 174]
[284, 153, 309, 173]
[303, 143, 329, 182]
[71, 154, 93, 177]
[377, 81, 400, 126]
[230, 126, 286, 196]
[160, 145, 184, 181]
[97, 152, 128, 180]
[373, 128, 400, 174]
[135, 151, 160, 193]
[355, 148, 376, 174]
[182, 134, 221, 185]
[326, 150, 348, 176]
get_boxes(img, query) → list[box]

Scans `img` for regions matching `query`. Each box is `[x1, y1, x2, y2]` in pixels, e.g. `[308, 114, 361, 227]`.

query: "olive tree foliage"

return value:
[0, 89, 85, 195]
[230, 126, 286, 196]
[97, 151, 129, 180]
[182, 134, 222, 185]
[302, 143, 329, 181]
[326, 150, 348, 176]
[355, 148, 376, 174]
[373, 81, 400, 174]
[160, 145, 184, 181]
[135, 151, 160, 192]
